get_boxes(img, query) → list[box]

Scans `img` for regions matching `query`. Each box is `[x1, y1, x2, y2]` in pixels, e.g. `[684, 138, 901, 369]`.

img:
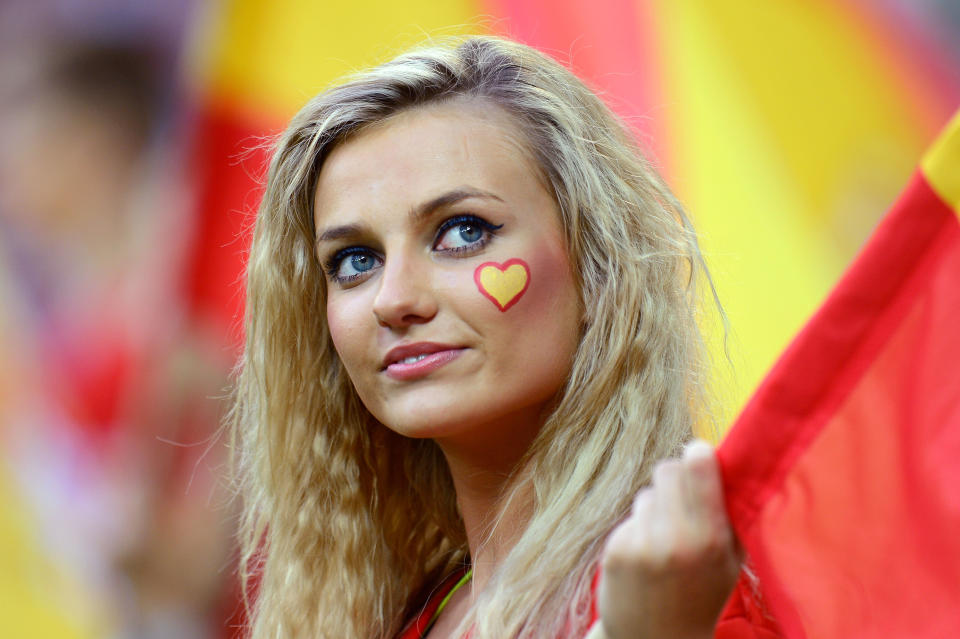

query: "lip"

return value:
[382, 342, 466, 381]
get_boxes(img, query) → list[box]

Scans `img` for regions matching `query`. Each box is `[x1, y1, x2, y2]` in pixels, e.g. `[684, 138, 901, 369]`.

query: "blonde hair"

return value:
[231, 35, 713, 639]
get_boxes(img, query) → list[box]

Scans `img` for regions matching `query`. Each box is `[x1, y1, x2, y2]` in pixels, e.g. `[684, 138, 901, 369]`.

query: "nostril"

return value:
[373, 308, 396, 328]
[371, 282, 437, 328]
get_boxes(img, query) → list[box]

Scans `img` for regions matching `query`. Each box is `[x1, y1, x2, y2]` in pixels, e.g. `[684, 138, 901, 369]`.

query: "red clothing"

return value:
[396, 566, 781, 639]
[397, 567, 472, 639]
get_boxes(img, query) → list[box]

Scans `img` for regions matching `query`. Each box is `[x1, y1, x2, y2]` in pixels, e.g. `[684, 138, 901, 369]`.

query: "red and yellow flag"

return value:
[719, 109, 960, 638]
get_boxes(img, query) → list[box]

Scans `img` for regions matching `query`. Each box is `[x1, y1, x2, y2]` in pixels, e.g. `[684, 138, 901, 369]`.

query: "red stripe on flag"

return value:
[719, 171, 960, 637]
[482, 0, 668, 163]
[185, 101, 279, 348]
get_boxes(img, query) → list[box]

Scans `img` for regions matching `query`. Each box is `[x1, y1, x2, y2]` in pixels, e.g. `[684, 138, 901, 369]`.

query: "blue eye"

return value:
[326, 247, 382, 284]
[434, 215, 503, 253]
[346, 253, 377, 273]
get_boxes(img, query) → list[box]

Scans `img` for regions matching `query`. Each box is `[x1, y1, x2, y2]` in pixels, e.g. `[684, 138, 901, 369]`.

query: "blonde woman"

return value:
[231, 36, 779, 639]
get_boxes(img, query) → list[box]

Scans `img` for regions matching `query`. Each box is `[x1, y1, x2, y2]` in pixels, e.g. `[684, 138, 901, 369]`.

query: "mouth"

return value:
[382, 342, 466, 380]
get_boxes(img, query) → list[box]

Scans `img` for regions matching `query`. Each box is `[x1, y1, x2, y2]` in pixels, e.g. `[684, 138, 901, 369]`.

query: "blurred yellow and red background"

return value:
[0, 1, 957, 636]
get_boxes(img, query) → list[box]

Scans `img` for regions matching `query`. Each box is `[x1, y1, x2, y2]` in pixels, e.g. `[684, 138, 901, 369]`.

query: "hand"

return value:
[598, 440, 741, 639]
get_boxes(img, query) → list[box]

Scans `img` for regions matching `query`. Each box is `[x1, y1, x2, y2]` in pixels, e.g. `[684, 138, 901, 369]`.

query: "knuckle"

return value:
[684, 438, 715, 462]
[653, 458, 681, 484]
[603, 526, 659, 572]
[631, 488, 653, 512]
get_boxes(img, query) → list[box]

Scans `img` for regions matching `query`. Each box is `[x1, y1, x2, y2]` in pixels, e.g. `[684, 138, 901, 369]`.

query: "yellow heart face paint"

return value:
[474, 258, 530, 311]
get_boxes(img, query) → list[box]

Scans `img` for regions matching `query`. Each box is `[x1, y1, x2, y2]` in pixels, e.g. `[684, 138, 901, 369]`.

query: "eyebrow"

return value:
[409, 187, 503, 223]
[315, 186, 503, 246]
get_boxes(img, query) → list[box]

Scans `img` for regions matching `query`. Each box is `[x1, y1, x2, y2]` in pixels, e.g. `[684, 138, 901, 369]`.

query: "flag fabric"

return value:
[718, 109, 960, 638]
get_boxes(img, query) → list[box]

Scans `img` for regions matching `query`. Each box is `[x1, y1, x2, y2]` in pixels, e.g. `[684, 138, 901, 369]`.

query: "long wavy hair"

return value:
[231, 35, 715, 639]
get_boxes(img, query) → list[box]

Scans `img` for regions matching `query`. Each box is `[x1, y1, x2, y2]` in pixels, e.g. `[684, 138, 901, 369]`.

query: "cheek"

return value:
[325, 293, 371, 377]
[472, 258, 531, 312]
[465, 245, 580, 373]
[514, 252, 580, 361]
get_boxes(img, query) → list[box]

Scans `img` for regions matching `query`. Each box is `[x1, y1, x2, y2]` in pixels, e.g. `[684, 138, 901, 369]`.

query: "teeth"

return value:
[399, 354, 429, 365]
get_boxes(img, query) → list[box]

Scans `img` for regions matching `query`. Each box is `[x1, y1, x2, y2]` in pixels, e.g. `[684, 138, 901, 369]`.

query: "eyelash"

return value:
[323, 246, 376, 283]
[323, 214, 503, 285]
[433, 214, 503, 254]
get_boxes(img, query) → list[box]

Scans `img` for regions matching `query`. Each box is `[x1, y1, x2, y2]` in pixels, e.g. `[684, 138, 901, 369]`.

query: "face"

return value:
[314, 101, 580, 452]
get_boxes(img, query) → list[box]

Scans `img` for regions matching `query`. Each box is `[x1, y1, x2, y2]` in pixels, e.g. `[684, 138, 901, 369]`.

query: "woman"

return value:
[231, 36, 772, 639]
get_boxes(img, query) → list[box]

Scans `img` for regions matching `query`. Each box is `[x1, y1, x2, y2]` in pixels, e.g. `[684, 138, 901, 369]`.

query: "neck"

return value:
[434, 412, 541, 595]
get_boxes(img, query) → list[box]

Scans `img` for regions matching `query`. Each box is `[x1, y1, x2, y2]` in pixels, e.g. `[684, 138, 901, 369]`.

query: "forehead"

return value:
[312, 100, 547, 222]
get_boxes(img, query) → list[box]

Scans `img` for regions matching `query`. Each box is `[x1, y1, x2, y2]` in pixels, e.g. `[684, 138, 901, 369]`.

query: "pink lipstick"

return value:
[382, 342, 465, 381]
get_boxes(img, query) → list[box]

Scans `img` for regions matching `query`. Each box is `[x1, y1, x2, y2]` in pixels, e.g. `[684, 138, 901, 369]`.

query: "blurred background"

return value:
[0, 0, 957, 637]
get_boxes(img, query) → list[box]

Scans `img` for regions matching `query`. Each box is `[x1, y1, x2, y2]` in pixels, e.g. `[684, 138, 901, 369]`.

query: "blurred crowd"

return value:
[0, 1, 240, 638]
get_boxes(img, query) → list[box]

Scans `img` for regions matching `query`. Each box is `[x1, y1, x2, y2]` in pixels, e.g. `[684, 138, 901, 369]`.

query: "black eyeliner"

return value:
[435, 214, 504, 237]
[325, 246, 375, 277]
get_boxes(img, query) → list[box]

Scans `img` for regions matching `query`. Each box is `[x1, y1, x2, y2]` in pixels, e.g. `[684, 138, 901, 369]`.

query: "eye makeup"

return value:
[320, 213, 505, 286]
[433, 214, 504, 255]
[324, 246, 382, 283]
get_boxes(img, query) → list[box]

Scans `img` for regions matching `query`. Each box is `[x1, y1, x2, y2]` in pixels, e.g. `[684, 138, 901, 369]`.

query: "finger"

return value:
[631, 486, 654, 516]
[681, 439, 728, 530]
[651, 459, 691, 542]
[606, 490, 654, 560]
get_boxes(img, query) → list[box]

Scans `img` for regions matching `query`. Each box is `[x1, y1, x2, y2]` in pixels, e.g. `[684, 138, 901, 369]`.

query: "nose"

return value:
[372, 253, 438, 328]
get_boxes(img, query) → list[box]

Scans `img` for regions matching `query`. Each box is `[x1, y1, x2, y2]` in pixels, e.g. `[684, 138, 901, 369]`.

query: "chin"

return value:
[378, 405, 478, 440]
[379, 393, 552, 446]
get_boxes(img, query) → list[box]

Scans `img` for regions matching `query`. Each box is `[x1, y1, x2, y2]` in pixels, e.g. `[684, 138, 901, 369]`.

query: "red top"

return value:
[396, 566, 472, 639]
[396, 566, 782, 639]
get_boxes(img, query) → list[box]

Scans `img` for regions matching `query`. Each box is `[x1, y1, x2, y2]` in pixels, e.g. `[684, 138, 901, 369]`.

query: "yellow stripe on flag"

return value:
[189, 0, 486, 121]
[921, 109, 960, 214]
[655, 0, 844, 419]
[652, 0, 948, 420]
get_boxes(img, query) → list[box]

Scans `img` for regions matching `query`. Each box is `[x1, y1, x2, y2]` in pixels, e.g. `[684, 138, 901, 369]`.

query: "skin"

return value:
[599, 440, 742, 639]
[313, 100, 739, 639]
[315, 99, 581, 597]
